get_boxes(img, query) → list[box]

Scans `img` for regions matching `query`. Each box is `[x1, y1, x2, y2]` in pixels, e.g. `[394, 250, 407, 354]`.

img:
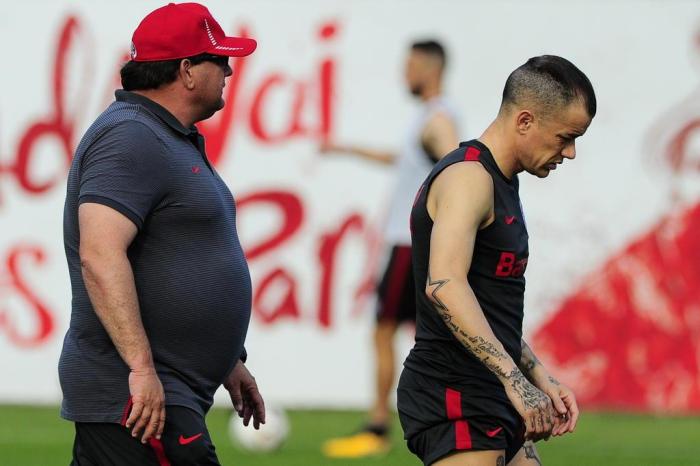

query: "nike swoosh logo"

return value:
[505, 216, 516, 225]
[486, 427, 503, 437]
[179, 433, 203, 445]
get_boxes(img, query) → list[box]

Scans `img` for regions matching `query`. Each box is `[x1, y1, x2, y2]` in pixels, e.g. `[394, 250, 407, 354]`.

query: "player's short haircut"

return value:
[120, 59, 181, 91]
[120, 54, 227, 91]
[411, 40, 447, 70]
[501, 55, 596, 118]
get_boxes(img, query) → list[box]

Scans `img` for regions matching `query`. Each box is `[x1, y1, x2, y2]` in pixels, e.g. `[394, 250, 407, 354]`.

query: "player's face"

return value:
[404, 51, 429, 97]
[192, 56, 233, 120]
[520, 101, 592, 178]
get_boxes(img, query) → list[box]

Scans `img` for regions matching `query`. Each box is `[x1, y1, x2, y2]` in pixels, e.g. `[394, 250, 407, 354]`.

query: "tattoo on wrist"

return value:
[520, 340, 542, 373]
[548, 375, 560, 386]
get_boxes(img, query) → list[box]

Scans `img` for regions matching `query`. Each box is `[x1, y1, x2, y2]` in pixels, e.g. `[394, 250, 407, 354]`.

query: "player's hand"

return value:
[539, 376, 579, 437]
[319, 141, 344, 155]
[503, 371, 555, 442]
[224, 360, 266, 430]
[126, 368, 165, 444]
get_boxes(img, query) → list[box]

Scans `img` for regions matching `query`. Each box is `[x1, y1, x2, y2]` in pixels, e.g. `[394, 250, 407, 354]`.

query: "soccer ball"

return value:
[228, 404, 289, 452]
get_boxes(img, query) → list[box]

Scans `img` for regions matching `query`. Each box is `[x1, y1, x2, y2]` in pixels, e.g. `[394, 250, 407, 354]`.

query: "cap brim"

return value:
[208, 36, 257, 57]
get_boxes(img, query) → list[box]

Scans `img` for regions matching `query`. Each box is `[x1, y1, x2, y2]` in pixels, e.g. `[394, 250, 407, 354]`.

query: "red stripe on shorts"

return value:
[120, 396, 133, 426]
[445, 388, 472, 450]
[148, 438, 172, 466]
[381, 246, 412, 319]
[464, 146, 481, 161]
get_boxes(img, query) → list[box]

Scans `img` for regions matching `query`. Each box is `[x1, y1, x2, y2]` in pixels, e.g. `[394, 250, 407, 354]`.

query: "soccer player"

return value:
[397, 55, 595, 465]
[321, 40, 459, 458]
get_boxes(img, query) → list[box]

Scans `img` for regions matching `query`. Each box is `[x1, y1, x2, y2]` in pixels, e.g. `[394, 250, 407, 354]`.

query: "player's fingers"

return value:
[126, 401, 144, 430]
[229, 384, 243, 415]
[243, 403, 253, 427]
[568, 403, 580, 433]
[249, 389, 266, 425]
[132, 405, 152, 439]
[156, 407, 166, 439]
[550, 394, 567, 416]
[141, 408, 160, 443]
[524, 414, 536, 440]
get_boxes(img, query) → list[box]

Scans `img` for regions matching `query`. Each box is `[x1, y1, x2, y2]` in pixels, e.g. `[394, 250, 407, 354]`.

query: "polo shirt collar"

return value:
[115, 90, 198, 136]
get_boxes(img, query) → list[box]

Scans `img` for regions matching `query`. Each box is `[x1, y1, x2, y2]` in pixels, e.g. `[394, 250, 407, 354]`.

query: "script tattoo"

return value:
[523, 441, 542, 465]
[426, 274, 511, 379]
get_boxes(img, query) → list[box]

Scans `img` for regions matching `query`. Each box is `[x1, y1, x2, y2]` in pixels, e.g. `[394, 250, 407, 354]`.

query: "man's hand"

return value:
[536, 375, 579, 437]
[125, 368, 165, 443]
[503, 369, 556, 442]
[224, 360, 265, 430]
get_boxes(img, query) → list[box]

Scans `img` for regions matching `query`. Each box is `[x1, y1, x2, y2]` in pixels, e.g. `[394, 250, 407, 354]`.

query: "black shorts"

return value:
[397, 368, 525, 466]
[376, 245, 416, 323]
[70, 404, 221, 466]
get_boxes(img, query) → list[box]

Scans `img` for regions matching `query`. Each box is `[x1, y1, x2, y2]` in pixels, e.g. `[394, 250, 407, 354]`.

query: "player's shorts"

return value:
[376, 244, 416, 323]
[70, 404, 220, 466]
[397, 367, 525, 466]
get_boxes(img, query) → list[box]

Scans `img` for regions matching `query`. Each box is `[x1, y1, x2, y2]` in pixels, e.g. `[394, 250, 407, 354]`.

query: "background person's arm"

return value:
[319, 141, 396, 165]
[421, 111, 459, 162]
[425, 161, 554, 441]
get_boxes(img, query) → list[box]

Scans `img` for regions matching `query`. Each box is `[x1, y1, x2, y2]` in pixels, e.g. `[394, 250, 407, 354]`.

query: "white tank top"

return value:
[384, 96, 460, 245]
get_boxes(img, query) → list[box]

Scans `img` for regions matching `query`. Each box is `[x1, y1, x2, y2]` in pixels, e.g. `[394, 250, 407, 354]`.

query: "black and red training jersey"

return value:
[404, 139, 529, 390]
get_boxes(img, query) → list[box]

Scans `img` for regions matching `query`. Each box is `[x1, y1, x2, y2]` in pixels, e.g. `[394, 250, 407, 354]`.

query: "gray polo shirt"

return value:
[59, 90, 251, 422]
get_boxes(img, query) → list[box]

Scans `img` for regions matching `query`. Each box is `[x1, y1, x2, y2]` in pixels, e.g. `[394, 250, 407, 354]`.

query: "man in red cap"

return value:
[59, 3, 263, 464]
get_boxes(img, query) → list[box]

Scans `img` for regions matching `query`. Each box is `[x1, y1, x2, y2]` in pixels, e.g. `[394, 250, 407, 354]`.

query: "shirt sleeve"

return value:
[78, 120, 170, 230]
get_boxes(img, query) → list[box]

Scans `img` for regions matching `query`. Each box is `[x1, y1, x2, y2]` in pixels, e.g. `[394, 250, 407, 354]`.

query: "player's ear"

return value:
[516, 110, 534, 135]
[179, 59, 196, 90]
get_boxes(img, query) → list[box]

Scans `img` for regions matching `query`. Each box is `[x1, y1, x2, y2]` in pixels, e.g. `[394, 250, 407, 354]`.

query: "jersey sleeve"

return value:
[78, 120, 170, 230]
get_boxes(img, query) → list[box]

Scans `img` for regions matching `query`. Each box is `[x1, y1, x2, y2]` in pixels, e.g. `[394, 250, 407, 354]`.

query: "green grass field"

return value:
[0, 405, 698, 466]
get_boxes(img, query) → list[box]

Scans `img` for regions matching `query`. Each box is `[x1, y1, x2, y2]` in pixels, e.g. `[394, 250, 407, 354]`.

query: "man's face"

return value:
[518, 100, 592, 178]
[191, 56, 233, 119]
[404, 51, 431, 97]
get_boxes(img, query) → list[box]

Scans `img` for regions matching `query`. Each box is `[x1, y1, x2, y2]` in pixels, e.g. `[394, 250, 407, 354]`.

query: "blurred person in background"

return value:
[59, 4, 264, 465]
[321, 40, 460, 458]
[398, 55, 595, 465]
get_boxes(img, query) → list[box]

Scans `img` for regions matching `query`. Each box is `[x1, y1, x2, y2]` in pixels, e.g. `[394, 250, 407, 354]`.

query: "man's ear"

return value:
[178, 59, 195, 90]
[516, 109, 534, 135]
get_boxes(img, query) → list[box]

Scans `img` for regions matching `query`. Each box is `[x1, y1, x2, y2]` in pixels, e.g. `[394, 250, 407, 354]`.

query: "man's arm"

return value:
[421, 111, 459, 162]
[79, 202, 165, 443]
[519, 339, 579, 436]
[319, 142, 396, 165]
[425, 162, 554, 441]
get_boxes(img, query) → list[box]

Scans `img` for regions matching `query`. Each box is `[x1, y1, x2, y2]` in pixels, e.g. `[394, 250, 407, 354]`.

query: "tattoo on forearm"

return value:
[427, 274, 511, 379]
[548, 375, 560, 386]
[523, 441, 542, 465]
[520, 340, 542, 373]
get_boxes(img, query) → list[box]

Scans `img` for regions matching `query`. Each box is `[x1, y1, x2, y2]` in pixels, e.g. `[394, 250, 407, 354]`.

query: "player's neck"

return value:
[419, 83, 441, 102]
[131, 89, 199, 128]
[479, 121, 521, 179]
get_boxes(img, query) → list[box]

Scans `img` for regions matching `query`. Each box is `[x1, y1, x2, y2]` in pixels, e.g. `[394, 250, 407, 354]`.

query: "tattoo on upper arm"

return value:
[496, 455, 505, 466]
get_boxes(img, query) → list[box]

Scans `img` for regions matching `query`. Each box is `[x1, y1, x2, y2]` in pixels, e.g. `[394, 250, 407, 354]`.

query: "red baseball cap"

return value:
[130, 2, 257, 62]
